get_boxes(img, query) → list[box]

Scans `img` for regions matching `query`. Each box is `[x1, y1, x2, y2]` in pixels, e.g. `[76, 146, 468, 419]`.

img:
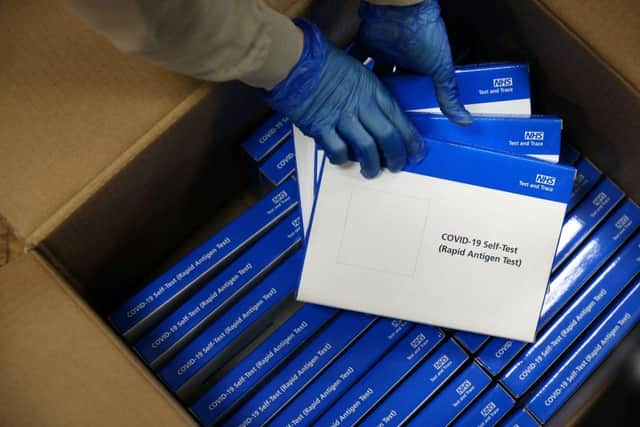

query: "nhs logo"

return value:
[535, 174, 556, 186]
[524, 131, 545, 141]
[492, 77, 513, 88]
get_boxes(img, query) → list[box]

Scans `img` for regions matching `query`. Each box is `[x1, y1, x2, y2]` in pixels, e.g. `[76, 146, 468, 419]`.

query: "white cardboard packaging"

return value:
[297, 138, 575, 342]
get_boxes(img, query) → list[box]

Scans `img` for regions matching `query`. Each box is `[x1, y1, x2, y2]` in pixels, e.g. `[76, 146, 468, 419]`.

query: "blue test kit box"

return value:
[500, 231, 640, 397]
[190, 303, 337, 426]
[526, 279, 640, 423]
[269, 318, 412, 426]
[502, 408, 540, 427]
[109, 179, 299, 341]
[477, 199, 640, 376]
[158, 249, 304, 401]
[134, 211, 303, 368]
[359, 339, 468, 427]
[225, 311, 376, 427]
[317, 325, 444, 426]
[453, 384, 514, 427]
[567, 157, 601, 212]
[407, 362, 492, 427]
[453, 330, 490, 354]
[259, 137, 296, 187]
[383, 63, 531, 116]
[541, 199, 640, 326]
[408, 113, 562, 162]
[242, 112, 292, 162]
[553, 177, 624, 270]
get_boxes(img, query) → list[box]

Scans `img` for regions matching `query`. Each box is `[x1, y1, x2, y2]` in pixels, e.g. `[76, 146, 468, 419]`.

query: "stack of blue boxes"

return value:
[109, 63, 640, 426]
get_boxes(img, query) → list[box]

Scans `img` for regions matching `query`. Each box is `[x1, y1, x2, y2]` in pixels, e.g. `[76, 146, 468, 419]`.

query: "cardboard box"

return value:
[526, 279, 640, 423]
[499, 232, 640, 397]
[1, 0, 639, 425]
[552, 178, 624, 270]
[477, 198, 640, 376]
[407, 113, 562, 162]
[316, 325, 444, 426]
[383, 63, 532, 115]
[299, 138, 575, 341]
[452, 384, 514, 427]
[502, 408, 540, 427]
[242, 113, 292, 163]
[258, 137, 296, 187]
[566, 157, 601, 211]
[407, 362, 492, 426]
[358, 339, 468, 426]
[268, 318, 411, 426]
[225, 311, 376, 426]
[190, 303, 337, 426]
[133, 209, 303, 368]
[454, 330, 490, 354]
[158, 249, 304, 402]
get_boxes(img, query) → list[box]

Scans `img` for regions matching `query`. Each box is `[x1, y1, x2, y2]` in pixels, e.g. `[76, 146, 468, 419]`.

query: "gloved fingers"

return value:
[433, 73, 473, 126]
[375, 89, 427, 164]
[430, 30, 473, 126]
[359, 106, 407, 172]
[318, 128, 349, 165]
[337, 115, 381, 178]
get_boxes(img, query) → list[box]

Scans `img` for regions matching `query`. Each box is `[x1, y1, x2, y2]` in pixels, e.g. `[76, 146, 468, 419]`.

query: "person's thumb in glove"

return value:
[359, 0, 472, 126]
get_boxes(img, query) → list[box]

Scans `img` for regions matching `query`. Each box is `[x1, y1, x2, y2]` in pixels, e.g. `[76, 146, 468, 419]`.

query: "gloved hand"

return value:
[264, 19, 425, 178]
[358, 0, 472, 125]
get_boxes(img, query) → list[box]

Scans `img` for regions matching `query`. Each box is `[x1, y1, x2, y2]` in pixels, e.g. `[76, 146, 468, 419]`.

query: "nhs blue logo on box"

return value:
[615, 214, 631, 230]
[272, 189, 290, 204]
[524, 131, 545, 141]
[492, 77, 513, 88]
[535, 174, 557, 186]
[481, 401, 498, 417]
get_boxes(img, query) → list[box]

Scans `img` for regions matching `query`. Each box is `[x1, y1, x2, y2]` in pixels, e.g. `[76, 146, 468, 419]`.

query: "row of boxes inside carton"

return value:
[111, 149, 640, 426]
[107, 64, 640, 426]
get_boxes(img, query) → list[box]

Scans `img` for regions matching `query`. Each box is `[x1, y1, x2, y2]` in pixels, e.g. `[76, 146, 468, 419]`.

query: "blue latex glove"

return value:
[264, 20, 425, 178]
[359, 0, 472, 125]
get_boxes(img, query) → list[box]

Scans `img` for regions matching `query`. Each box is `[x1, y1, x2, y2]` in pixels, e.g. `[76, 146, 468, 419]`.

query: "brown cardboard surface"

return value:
[0, 0, 315, 247]
[540, 0, 640, 92]
[0, 219, 23, 266]
[36, 1, 361, 311]
[505, 0, 640, 201]
[0, 0, 199, 244]
[0, 253, 195, 427]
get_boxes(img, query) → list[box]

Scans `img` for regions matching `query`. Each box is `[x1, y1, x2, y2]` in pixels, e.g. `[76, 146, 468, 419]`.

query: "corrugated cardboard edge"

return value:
[0, 252, 196, 426]
[31, 253, 196, 424]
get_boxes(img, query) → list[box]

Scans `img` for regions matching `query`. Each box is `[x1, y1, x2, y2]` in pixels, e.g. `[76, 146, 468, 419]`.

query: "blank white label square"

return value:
[337, 187, 430, 276]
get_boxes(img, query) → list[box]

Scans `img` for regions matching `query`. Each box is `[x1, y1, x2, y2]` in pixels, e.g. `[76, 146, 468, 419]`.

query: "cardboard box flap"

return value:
[0, 253, 195, 427]
[0, 0, 200, 245]
[540, 0, 640, 92]
[0, 0, 319, 248]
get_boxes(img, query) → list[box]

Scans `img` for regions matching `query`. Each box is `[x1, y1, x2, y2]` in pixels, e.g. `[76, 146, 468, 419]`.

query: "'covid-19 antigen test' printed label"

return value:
[299, 137, 574, 341]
